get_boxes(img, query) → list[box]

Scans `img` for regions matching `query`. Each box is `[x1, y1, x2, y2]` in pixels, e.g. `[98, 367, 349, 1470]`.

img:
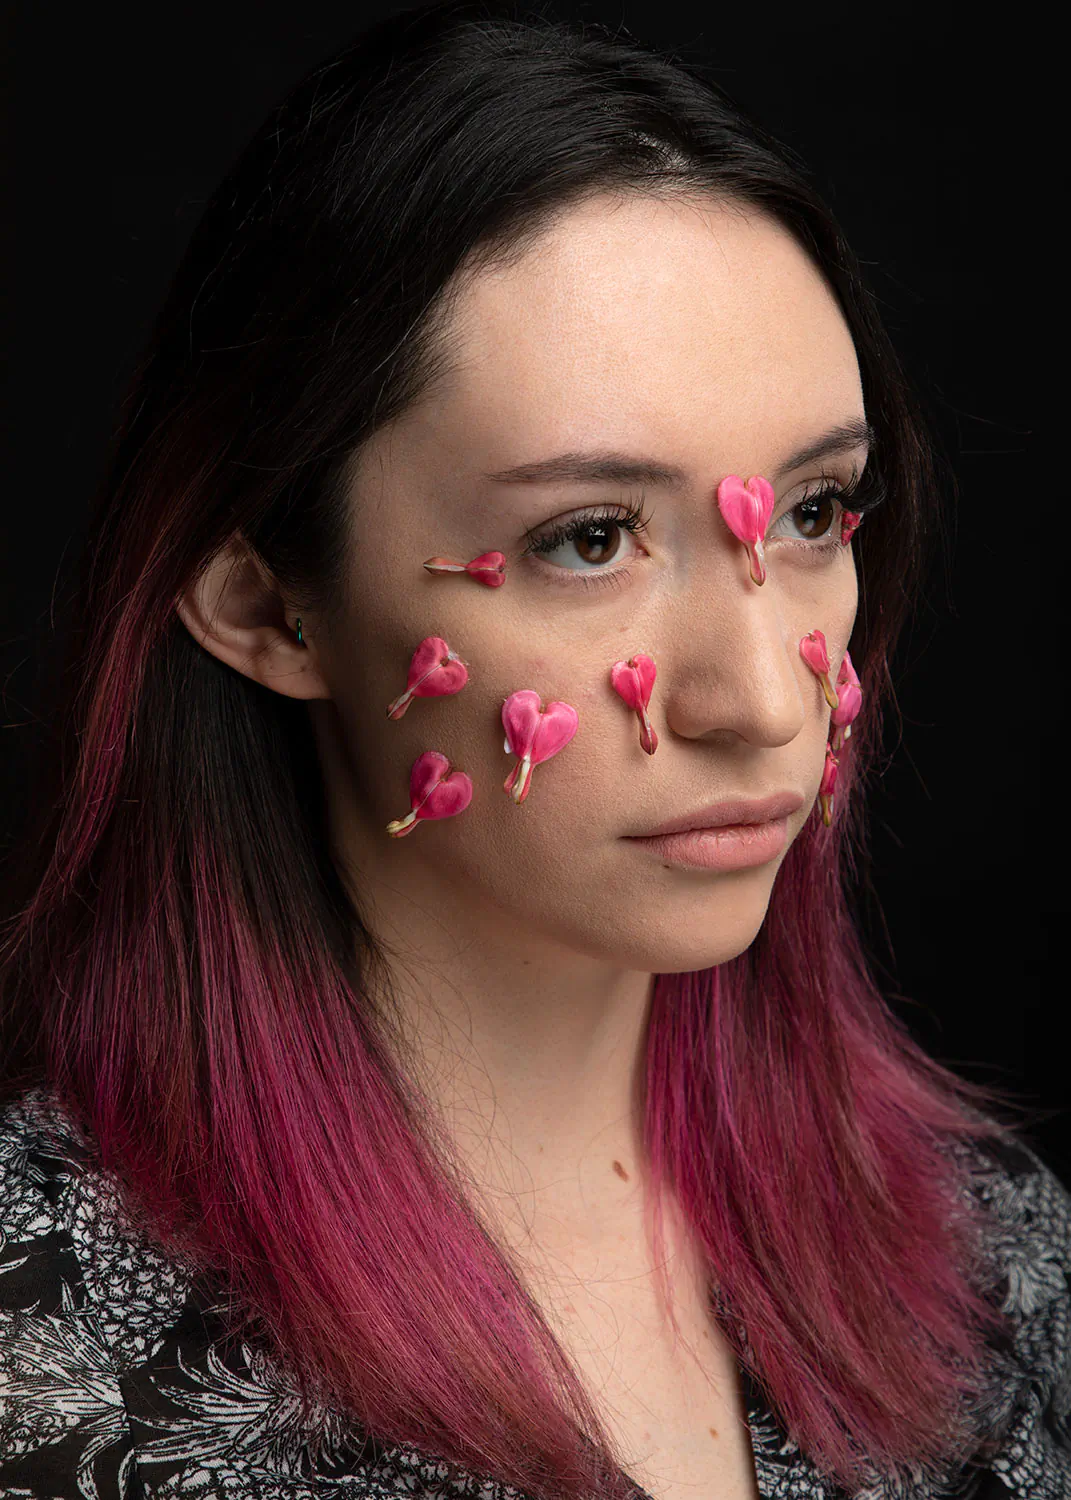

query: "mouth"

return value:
[624, 817, 792, 871]
[625, 790, 804, 840]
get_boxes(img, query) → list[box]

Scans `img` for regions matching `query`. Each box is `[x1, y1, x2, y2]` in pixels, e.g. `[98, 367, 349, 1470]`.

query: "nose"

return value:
[660, 568, 806, 749]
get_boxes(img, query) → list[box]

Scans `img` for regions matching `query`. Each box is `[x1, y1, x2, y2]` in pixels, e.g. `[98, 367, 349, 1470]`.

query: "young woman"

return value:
[1, 3, 1066, 1498]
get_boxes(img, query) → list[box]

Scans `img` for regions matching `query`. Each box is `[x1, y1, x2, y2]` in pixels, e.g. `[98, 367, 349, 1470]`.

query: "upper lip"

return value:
[626, 790, 804, 838]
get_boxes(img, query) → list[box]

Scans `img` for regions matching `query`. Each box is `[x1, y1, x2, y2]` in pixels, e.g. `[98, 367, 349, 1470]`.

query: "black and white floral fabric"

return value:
[1, 1085, 1068, 1498]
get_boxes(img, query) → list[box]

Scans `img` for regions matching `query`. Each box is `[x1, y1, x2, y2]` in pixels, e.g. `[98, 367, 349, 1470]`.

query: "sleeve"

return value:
[0, 1111, 141, 1500]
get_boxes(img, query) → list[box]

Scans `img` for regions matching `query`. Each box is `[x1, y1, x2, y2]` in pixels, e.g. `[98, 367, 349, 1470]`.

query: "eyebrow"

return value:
[481, 417, 875, 489]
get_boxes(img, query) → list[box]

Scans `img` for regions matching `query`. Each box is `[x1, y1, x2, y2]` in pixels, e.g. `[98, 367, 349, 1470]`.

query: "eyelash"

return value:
[522, 470, 889, 594]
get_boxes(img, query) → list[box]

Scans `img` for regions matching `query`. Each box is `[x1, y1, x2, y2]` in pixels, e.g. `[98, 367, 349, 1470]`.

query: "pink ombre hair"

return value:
[0, 3, 1041, 1495]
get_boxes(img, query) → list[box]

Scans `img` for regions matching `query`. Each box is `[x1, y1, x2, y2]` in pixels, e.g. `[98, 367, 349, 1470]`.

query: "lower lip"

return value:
[625, 817, 789, 870]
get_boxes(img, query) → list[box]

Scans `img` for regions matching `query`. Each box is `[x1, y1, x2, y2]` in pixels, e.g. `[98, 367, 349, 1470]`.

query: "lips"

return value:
[627, 790, 804, 839]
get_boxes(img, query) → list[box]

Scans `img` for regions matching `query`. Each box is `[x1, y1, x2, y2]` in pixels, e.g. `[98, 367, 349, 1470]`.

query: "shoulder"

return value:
[949, 1132, 1071, 1495]
[0, 1084, 198, 1496]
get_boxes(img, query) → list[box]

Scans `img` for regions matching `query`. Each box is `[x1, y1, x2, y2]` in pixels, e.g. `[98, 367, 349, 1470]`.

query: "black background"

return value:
[2, 6, 1062, 1172]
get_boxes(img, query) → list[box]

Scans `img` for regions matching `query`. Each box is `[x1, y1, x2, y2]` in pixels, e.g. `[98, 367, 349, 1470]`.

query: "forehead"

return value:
[435, 194, 864, 461]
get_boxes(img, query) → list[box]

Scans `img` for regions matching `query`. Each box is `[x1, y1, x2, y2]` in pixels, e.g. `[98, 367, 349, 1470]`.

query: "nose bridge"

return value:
[664, 554, 806, 743]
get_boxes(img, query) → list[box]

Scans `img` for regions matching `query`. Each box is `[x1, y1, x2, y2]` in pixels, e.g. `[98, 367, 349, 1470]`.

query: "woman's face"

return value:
[307, 194, 865, 975]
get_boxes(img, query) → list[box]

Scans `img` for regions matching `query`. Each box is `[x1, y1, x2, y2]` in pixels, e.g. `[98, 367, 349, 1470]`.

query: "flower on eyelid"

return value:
[423, 550, 507, 586]
[387, 636, 469, 719]
[799, 629, 839, 711]
[502, 690, 579, 804]
[829, 650, 861, 753]
[841, 511, 863, 545]
[386, 751, 473, 837]
[610, 654, 658, 755]
[818, 743, 839, 827]
[716, 475, 776, 586]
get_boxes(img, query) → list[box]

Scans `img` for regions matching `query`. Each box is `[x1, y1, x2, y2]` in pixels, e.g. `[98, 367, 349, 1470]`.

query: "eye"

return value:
[521, 496, 654, 590]
[772, 469, 888, 556]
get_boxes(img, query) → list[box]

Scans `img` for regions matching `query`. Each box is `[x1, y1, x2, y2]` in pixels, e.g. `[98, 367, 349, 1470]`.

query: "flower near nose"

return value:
[423, 550, 507, 586]
[386, 751, 473, 837]
[818, 743, 839, 827]
[610, 654, 658, 755]
[502, 690, 579, 805]
[829, 650, 862, 753]
[387, 636, 469, 719]
[716, 474, 776, 586]
[799, 629, 840, 711]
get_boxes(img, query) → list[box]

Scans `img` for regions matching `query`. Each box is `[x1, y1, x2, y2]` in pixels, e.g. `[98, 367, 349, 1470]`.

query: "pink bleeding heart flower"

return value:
[423, 551, 507, 587]
[840, 511, 863, 546]
[799, 629, 840, 711]
[716, 474, 776, 586]
[818, 743, 839, 828]
[387, 636, 469, 720]
[386, 750, 473, 838]
[502, 690, 579, 805]
[829, 650, 862, 753]
[610, 654, 658, 755]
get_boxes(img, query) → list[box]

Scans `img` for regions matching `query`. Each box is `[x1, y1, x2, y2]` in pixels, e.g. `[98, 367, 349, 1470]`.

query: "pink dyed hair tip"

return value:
[829, 649, 862, 753]
[716, 474, 776, 586]
[840, 511, 863, 546]
[818, 743, 839, 827]
[423, 551, 507, 586]
[501, 690, 579, 805]
[610, 654, 658, 755]
[387, 636, 469, 719]
[799, 629, 840, 711]
[386, 750, 473, 837]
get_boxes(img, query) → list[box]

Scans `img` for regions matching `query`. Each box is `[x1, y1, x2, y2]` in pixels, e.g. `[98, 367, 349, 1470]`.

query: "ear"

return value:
[174, 535, 332, 702]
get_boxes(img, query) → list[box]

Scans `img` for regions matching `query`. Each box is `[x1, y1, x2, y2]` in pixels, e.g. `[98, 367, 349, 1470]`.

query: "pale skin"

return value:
[178, 193, 866, 1494]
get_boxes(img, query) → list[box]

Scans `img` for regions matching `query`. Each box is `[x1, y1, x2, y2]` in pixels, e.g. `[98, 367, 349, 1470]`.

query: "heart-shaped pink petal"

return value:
[501, 691, 579, 804]
[799, 629, 839, 711]
[610, 654, 659, 755]
[386, 750, 473, 837]
[716, 475, 776, 586]
[818, 744, 839, 827]
[502, 689, 543, 758]
[830, 650, 862, 752]
[423, 551, 507, 586]
[418, 772, 473, 820]
[529, 701, 579, 764]
[387, 636, 469, 719]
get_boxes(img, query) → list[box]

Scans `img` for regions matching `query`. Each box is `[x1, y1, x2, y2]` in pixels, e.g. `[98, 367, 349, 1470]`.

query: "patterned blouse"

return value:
[1, 1084, 1069, 1499]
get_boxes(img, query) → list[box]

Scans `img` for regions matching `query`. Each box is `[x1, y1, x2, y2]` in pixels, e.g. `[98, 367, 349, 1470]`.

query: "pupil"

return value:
[799, 498, 832, 538]
[577, 522, 617, 563]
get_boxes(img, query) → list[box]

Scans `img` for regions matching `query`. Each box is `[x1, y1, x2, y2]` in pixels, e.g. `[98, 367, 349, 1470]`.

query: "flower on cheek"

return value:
[387, 636, 469, 719]
[610, 654, 658, 755]
[501, 690, 579, 804]
[799, 629, 840, 711]
[818, 743, 839, 827]
[423, 550, 507, 586]
[386, 751, 473, 837]
[829, 649, 861, 753]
